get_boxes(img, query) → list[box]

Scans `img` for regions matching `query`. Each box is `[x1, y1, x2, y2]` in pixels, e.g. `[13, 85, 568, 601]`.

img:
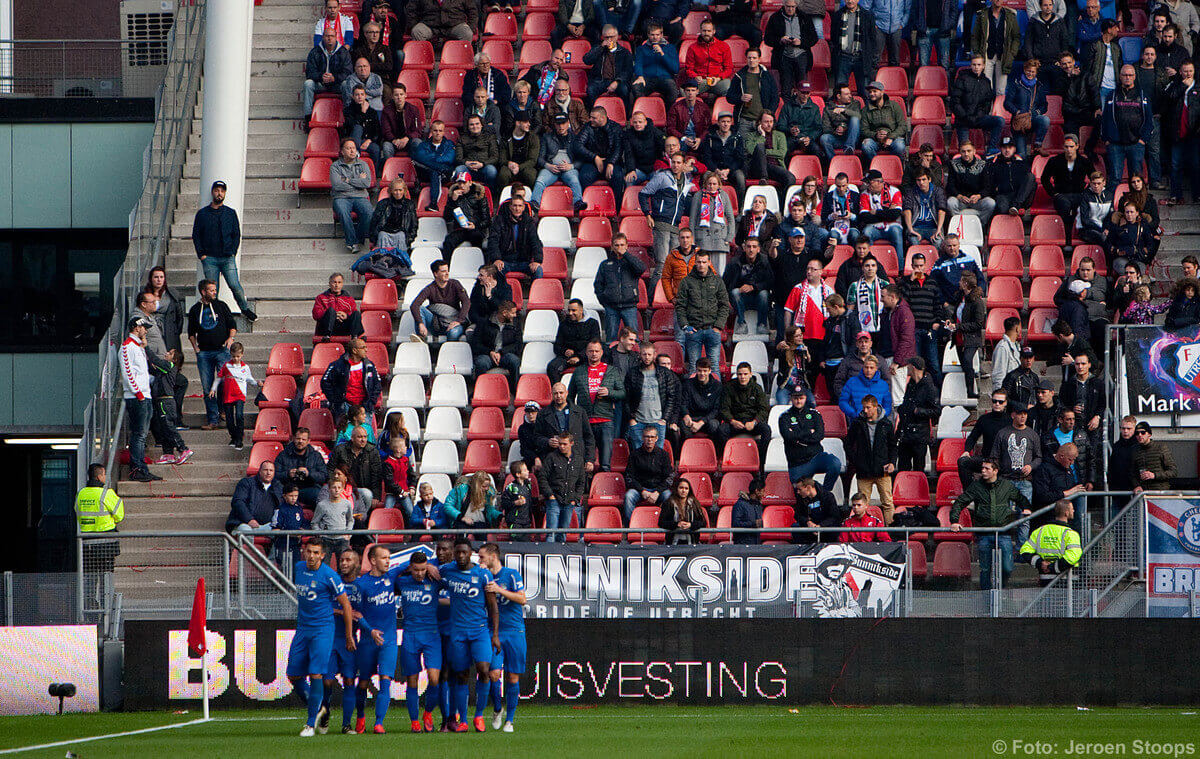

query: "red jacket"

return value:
[840, 513, 891, 542]
[683, 39, 733, 81]
[666, 97, 711, 142]
[313, 289, 359, 321]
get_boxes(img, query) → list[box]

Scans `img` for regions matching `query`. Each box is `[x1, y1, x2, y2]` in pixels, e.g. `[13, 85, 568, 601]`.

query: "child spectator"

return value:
[272, 484, 310, 563]
[500, 461, 534, 536]
[335, 404, 378, 447]
[1121, 285, 1170, 325]
[210, 342, 258, 450]
[381, 435, 415, 520]
[840, 493, 891, 542]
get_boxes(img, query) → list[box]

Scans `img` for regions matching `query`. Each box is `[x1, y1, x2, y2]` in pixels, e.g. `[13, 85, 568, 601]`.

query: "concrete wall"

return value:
[0, 353, 96, 428]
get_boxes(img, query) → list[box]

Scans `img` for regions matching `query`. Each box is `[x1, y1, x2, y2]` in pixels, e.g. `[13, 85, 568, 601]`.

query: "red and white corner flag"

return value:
[187, 578, 210, 720]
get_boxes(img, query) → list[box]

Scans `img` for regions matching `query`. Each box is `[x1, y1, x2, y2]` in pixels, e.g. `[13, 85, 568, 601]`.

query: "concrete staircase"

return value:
[113, 0, 354, 598]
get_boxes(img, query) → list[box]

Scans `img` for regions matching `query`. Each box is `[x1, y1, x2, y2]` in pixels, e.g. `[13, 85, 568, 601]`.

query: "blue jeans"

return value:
[916, 28, 950, 68]
[915, 328, 941, 383]
[865, 223, 905, 254]
[730, 288, 770, 330]
[623, 488, 670, 520]
[1013, 115, 1050, 157]
[594, 0, 642, 34]
[455, 163, 497, 188]
[196, 348, 231, 426]
[1013, 480, 1033, 546]
[125, 398, 152, 474]
[977, 534, 1014, 590]
[680, 327, 722, 376]
[302, 79, 339, 116]
[787, 452, 843, 491]
[603, 306, 639, 342]
[626, 421, 666, 448]
[1170, 137, 1200, 201]
[819, 117, 861, 159]
[834, 54, 868, 97]
[473, 352, 519, 375]
[955, 116, 1004, 153]
[544, 498, 580, 542]
[531, 167, 583, 204]
[860, 137, 907, 161]
[346, 124, 381, 168]
[419, 306, 465, 340]
[1106, 142, 1145, 184]
[592, 419, 616, 470]
[332, 195, 373, 246]
[200, 256, 252, 313]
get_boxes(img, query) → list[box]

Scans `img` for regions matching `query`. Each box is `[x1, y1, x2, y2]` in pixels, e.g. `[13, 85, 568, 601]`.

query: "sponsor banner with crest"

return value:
[1124, 325, 1200, 416]
[1145, 497, 1200, 616]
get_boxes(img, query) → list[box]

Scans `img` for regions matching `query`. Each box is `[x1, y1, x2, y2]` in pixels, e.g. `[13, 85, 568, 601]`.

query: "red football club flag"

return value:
[187, 577, 207, 657]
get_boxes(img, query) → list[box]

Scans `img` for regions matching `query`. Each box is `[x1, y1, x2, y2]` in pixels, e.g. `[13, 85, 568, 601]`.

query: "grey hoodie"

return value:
[329, 157, 373, 201]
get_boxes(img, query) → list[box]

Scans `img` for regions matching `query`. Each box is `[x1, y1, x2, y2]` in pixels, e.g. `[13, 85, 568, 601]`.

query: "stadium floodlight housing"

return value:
[48, 682, 76, 715]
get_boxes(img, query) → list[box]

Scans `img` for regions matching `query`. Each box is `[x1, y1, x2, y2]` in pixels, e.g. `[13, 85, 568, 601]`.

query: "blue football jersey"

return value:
[332, 576, 364, 640]
[354, 569, 400, 639]
[396, 574, 441, 635]
[294, 561, 345, 630]
[438, 562, 494, 632]
[493, 566, 526, 633]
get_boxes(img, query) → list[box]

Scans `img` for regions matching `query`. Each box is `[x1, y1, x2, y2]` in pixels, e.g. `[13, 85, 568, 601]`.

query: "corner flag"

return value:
[187, 578, 211, 720]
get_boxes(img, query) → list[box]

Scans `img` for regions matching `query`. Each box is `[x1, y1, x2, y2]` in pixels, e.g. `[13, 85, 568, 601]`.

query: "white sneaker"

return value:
[503, 722, 514, 733]
[492, 710, 503, 730]
[300, 726, 315, 737]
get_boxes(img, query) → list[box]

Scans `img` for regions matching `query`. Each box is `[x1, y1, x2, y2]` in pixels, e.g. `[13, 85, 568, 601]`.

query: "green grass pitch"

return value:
[1, 706, 1198, 758]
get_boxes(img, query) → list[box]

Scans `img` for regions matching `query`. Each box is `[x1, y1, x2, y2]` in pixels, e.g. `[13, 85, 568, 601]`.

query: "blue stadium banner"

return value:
[1124, 325, 1200, 414]
[1146, 497, 1200, 617]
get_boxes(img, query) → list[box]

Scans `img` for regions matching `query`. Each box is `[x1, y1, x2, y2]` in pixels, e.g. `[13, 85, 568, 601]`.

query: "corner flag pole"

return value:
[187, 578, 210, 721]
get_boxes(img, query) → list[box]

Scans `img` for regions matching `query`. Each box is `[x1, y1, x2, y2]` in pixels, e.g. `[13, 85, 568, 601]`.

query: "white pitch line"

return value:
[0, 717, 211, 755]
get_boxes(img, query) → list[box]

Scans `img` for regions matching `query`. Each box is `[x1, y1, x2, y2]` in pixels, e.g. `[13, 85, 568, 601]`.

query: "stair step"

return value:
[118, 478, 238, 497]
[183, 161, 301, 180]
[252, 48, 309, 64]
[196, 102, 301, 120]
[189, 133, 309, 151]
[168, 236, 347, 258]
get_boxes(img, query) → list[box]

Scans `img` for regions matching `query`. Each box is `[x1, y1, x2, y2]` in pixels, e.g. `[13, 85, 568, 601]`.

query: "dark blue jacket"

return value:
[930, 252, 987, 303]
[192, 204, 241, 259]
[698, 128, 745, 173]
[1003, 74, 1048, 117]
[633, 39, 681, 82]
[411, 138, 457, 174]
[412, 498, 450, 529]
[728, 65, 780, 123]
[1100, 86, 1154, 145]
[643, 0, 690, 21]
[583, 43, 634, 85]
[320, 355, 383, 410]
[304, 43, 353, 84]
[227, 476, 283, 531]
[273, 442, 329, 490]
[638, 169, 693, 225]
[571, 119, 624, 166]
[731, 496, 765, 544]
[595, 252, 646, 309]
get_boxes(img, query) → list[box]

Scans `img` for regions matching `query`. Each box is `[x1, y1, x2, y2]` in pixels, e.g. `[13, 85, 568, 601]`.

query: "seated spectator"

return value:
[724, 238, 774, 335]
[226, 461, 283, 533]
[902, 143, 946, 190]
[766, 0, 819, 95]
[468, 299, 521, 376]
[689, 172, 738, 258]
[699, 112, 747, 200]
[1023, 0, 1072, 83]
[351, 22, 394, 86]
[840, 353, 892, 420]
[407, 0, 476, 43]
[499, 110, 540, 189]
[796, 477, 849, 542]
[445, 471, 500, 536]
[380, 84, 424, 159]
[314, 467, 355, 554]
[595, 234, 645, 340]
[731, 475, 767, 544]
[822, 173, 862, 246]
[342, 57, 384, 113]
[1003, 58, 1050, 157]
[409, 259, 470, 341]
[1108, 201, 1160, 273]
[378, 410, 412, 458]
[363, 1, 404, 71]
[951, 458, 1029, 588]
[542, 79, 587, 132]
[1166, 277, 1200, 330]
[584, 25, 634, 103]
[275, 428, 328, 507]
[486, 195, 542, 280]
[547, 299, 601, 382]
[1076, 171, 1114, 247]
[780, 388, 841, 488]
[780, 179, 831, 256]
[840, 493, 891, 542]
[675, 252, 731, 374]
[1057, 258, 1109, 344]
[677, 357, 724, 447]
[774, 325, 814, 404]
[929, 233, 986, 307]
[531, 114, 584, 210]
[411, 481, 450, 531]
[441, 177, 490, 258]
[661, 227, 698, 304]
[464, 85, 501, 136]
[1132, 421, 1178, 494]
[743, 112, 794, 207]
[537, 432, 587, 541]
[902, 170, 947, 248]
[735, 194, 780, 250]
[991, 137, 1036, 216]
[410, 120, 456, 211]
[819, 85, 862, 159]
[461, 51, 511, 108]
[631, 22, 680, 104]
[568, 340, 625, 470]
[573, 105, 626, 201]
[330, 139, 375, 252]
[304, 30, 353, 128]
[623, 426, 674, 519]
[551, 0, 596, 47]
[533, 382, 597, 468]
[500, 461, 535, 534]
[269, 484, 308, 562]
[331, 425, 383, 520]
[858, 170, 905, 254]
[639, 154, 693, 281]
[454, 114, 500, 190]
[503, 81, 542, 136]
[522, 49, 569, 106]
[659, 478, 706, 545]
[946, 141, 996, 227]
[367, 179, 417, 254]
[1113, 174, 1161, 230]
[682, 20, 733, 97]
[1058, 281, 1091, 348]
[720, 362, 772, 464]
[321, 337, 382, 421]
[666, 80, 710, 153]
[625, 112, 667, 186]
[315, 0, 355, 47]
[468, 264, 512, 326]
[313, 272, 364, 341]
[381, 434, 415, 519]
[1020, 499, 1083, 584]
[859, 81, 909, 161]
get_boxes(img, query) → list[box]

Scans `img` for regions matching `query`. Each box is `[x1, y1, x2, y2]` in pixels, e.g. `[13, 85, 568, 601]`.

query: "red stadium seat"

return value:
[536, 185, 574, 217]
[298, 157, 332, 195]
[483, 11, 518, 41]
[936, 438, 966, 472]
[870, 154, 904, 185]
[360, 311, 393, 344]
[988, 215, 1025, 247]
[440, 40, 475, 70]
[717, 472, 752, 508]
[402, 40, 434, 71]
[395, 69, 430, 100]
[633, 96, 667, 127]
[628, 506, 666, 544]
[810, 38, 830, 68]
[986, 244, 1024, 278]
[431, 98, 464, 128]
[1044, 94, 1063, 125]
[870, 243, 900, 279]
[472, 374, 511, 408]
[309, 98, 343, 129]
[246, 441, 283, 477]
[369, 509, 406, 542]
[935, 472, 963, 506]
[827, 154, 863, 185]
[505, 277, 524, 310]
[934, 505, 973, 543]
[678, 438, 718, 473]
[619, 216, 653, 248]
[526, 279, 565, 311]
[761, 505, 797, 544]
[649, 307, 675, 340]
[619, 186, 644, 217]
[466, 406, 506, 441]
[481, 39, 516, 73]
[415, 187, 446, 217]
[267, 343, 305, 377]
[908, 124, 944, 153]
[892, 471, 931, 508]
[583, 506, 624, 544]
[299, 407, 335, 443]
[682, 10, 711, 37]
[1028, 245, 1067, 278]
[986, 277, 1024, 310]
[710, 505, 733, 544]
[361, 278, 398, 312]
[1026, 307, 1060, 343]
[561, 38, 591, 68]
[541, 247, 569, 280]
[930, 542, 972, 578]
[763, 471, 797, 505]
[594, 96, 627, 124]
[380, 156, 416, 189]
[514, 373, 552, 407]
[721, 438, 760, 473]
[580, 185, 616, 218]
[654, 340, 684, 372]
[1028, 276, 1062, 309]
[681, 472, 715, 508]
[363, 342, 390, 377]
[817, 405, 847, 437]
[609, 438, 631, 473]
[1030, 215, 1066, 246]
[788, 154, 823, 183]
[1071, 244, 1107, 276]
[253, 408, 292, 444]
[257, 374, 296, 410]
[985, 307, 1020, 341]
[874, 66, 908, 98]
[464, 440, 503, 474]
[912, 65, 949, 96]
[588, 472, 626, 507]
[577, 217, 613, 248]
[434, 69, 466, 99]
[304, 127, 340, 158]
[523, 11, 555, 41]
[308, 342, 344, 377]
[908, 541, 929, 581]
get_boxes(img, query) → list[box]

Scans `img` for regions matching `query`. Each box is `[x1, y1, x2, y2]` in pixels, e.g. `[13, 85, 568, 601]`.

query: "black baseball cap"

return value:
[211, 180, 227, 190]
[552, 113, 569, 124]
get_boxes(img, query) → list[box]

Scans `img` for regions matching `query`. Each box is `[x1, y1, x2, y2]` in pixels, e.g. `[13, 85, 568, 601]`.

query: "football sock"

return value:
[407, 683, 421, 722]
[356, 685, 367, 718]
[490, 680, 503, 712]
[306, 677, 324, 726]
[474, 676, 489, 718]
[373, 679, 389, 725]
[504, 680, 518, 722]
[341, 682, 356, 727]
[455, 680, 470, 725]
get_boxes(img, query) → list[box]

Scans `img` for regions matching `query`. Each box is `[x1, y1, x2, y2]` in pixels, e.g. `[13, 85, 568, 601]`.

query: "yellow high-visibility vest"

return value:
[74, 486, 124, 533]
[1019, 522, 1082, 566]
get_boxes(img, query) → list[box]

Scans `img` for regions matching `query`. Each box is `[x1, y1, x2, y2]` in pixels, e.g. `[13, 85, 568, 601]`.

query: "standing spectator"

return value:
[313, 468, 355, 554]
[902, 170, 947, 247]
[659, 478, 707, 544]
[821, 295, 854, 394]
[724, 238, 775, 335]
[187, 279, 236, 431]
[951, 55, 1005, 155]
[946, 141, 996, 226]
[971, 0, 1020, 95]
[303, 30, 353, 128]
[573, 106, 626, 201]
[625, 341, 679, 445]
[779, 389, 843, 489]
[991, 404, 1041, 510]
[407, 0, 476, 43]
[720, 363, 772, 464]
[498, 112, 540, 190]
[537, 433, 587, 541]
[1132, 422, 1178, 493]
[949, 271, 986, 400]
[1086, 20, 1123, 104]
[1041, 408, 1098, 492]
[1051, 320, 1098, 383]
[666, 80, 711, 153]
[1023, 0, 1072, 68]
[330, 139, 375, 253]
[568, 340, 626, 470]
[1044, 134, 1095, 244]
[485, 195, 542, 280]
[461, 52, 511, 108]
[622, 426, 674, 519]
[859, 81, 910, 160]
[1108, 415, 1138, 493]
[211, 342, 258, 451]
[840, 493, 892, 542]
[313, 273, 364, 341]
[1164, 60, 1200, 204]
[192, 180, 254, 320]
[468, 300, 521, 376]
[951, 458, 1031, 588]
[639, 154, 694, 283]
[992, 316, 1023, 394]
[675, 252, 731, 374]
[661, 228, 698, 304]
[331, 425, 384, 520]
[315, 0, 354, 46]
[729, 48, 780, 134]
[699, 112, 747, 200]
[958, 389, 1011, 482]
[1003, 346, 1041, 408]
[1059, 54, 1101, 153]
[840, 353, 893, 419]
[846, 394, 898, 523]
[857, 171, 905, 253]
[682, 20, 733, 97]
[743, 112, 794, 206]
[410, 481, 449, 532]
[896, 357, 938, 472]
[731, 476, 767, 544]
[410, 121, 456, 211]
[275, 428, 328, 508]
[900, 252, 945, 383]
[783, 260, 834, 356]
[830, 0, 879, 98]
[548, 299, 602, 382]
[226, 462, 283, 533]
[500, 461, 534, 534]
[929, 234, 986, 305]
[820, 86, 863, 159]
[847, 256, 890, 340]
[320, 338, 382, 420]
[595, 234, 646, 341]
[631, 22, 680, 104]
[1058, 350, 1105, 447]
[531, 114, 584, 210]
[409, 260, 470, 341]
[1057, 258, 1110, 344]
[689, 172, 738, 258]
[766, 0, 819, 94]
[1108, 203, 1161, 274]
[341, 58, 384, 112]
[1101, 65, 1153, 184]
[534, 383, 597, 469]
[1030, 379, 1060, 437]
[121, 317, 160, 482]
[144, 267, 186, 356]
[881, 285, 915, 407]
[584, 25, 634, 104]
[991, 137, 1037, 215]
[1032, 444, 1085, 532]
[1004, 59, 1050, 157]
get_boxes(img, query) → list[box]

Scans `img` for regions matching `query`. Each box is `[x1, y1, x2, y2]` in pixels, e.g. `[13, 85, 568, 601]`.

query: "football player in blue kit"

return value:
[440, 537, 499, 733]
[395, 550, 444, 732]
[434, 537, 455, 731]
[286, 541, 355, 738]
[322, 549, 365, 734]
[478, 542, 527, 733]
[353, 544, 403, 734]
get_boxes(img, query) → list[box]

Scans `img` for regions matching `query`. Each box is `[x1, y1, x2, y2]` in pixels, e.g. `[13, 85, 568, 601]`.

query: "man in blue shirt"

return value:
[396, 550, 444, 733]
[440, 537, 499, 733]
[434, 538, 455, 731]
[354, 545, 403, 734]
[286, 542, 354, 737]
[479, 542, 527, 734]
[323, 549, 366, 734]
